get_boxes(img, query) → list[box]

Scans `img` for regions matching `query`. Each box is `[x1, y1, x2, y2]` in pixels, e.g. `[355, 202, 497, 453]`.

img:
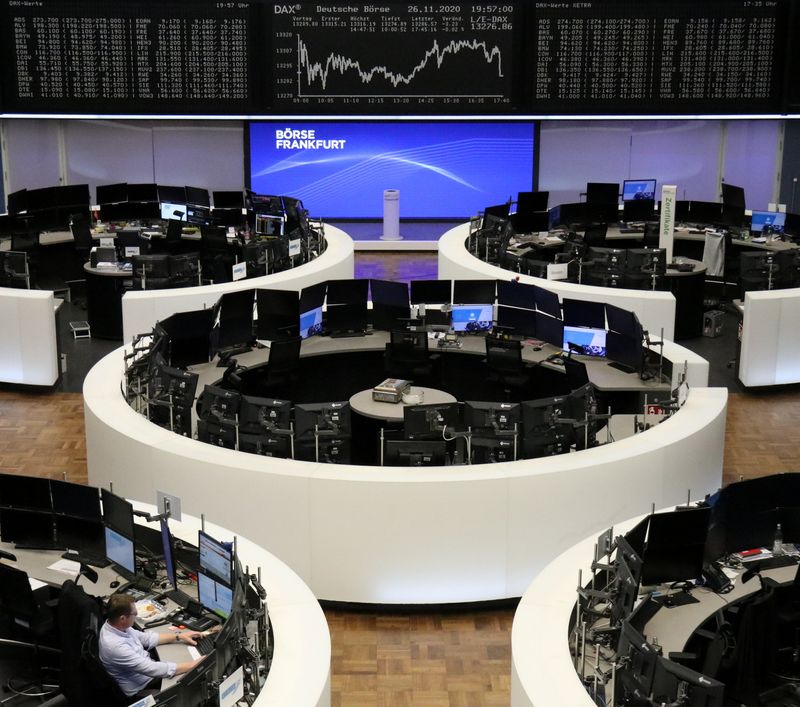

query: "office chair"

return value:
[168, 252, 201, 288]
[485, 337, 530, 400]
[642, 222, 660, 248]
[582, 223, 608, 248]
[261, 337, 302, 395]
[0, 564, 59, 703]
[384, 330, 439, 383]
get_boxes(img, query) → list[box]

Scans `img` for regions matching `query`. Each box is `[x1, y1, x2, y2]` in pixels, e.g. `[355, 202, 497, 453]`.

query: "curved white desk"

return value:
[438, 223, 678, 341]
[121, 226, 354, 344]
[739, 287, 800, 386]
[0, 287, 60, 386]
[85, 339, 726, 604]
[129, 502, 331, 707]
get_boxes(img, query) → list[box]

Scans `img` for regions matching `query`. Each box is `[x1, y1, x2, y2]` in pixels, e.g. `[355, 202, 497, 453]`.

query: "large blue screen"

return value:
[248, 121, 535, 219]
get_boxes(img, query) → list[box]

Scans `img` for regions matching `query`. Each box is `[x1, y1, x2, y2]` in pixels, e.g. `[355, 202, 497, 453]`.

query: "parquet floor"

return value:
[1, 266, 800, 705]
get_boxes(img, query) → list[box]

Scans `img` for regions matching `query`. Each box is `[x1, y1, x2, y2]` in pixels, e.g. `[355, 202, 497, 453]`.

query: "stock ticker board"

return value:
[0, 0, 796, 116]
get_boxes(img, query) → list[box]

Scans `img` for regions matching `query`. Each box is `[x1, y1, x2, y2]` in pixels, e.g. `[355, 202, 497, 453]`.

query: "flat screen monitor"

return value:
[160, 202, 186, 221]
[160, 519, 177, 591]
[517, 191, 549, 213]
[185, 186, 211, 208]
[622, 180, 656, 201]
[453, 280, 496, 305]
[687, 200, 722, 224]
[101, 489, 134, 538]
[256, 289, 300, 341]
[721, 183, 746, 209]
[54, 184, 90, 208]
[157, 185, 186, 204]
[197, 385, 241, 424]
[606, 331, 643, 374]
[213, 190, 245, 209]
[370, 279, 410, 331]
[615, 619, 659, 701]
[51, 480, 100, 520]
[605, 304, 643, 340]
[198, 530, 233, 585]
[0, 474, 51, 510]
[497, 280, 536, 310]
[510, 211, 550, 234]
[622, 198, 655, 223]
[403, 402, 461, 440]
[105, 526, 135, 577]
[410, 279, 451, 305]
[299, 305, 324, 339]
[157, 309, 214, 368]
[562, 298, 605, 328]
[0, 508, 54, 545]
[610, 552, 640, 625]
[327, 279, 368, 306]
[215, 289, 255, 352]
[563, 326, 607, 357]
[521, 395, 573, 457]
[55, 515, 104, 556]
[496, 305, 537, 338]
[249, 121, 535, 219]
[96, 183, 127, 205]
[7, 188, 27, 215]
[451, 304, 493, 333]
[239, 396, 292, 434]
[254, 213, 284, 236]
[534, 312, 564, 347]
[197, 570, 233, 619]
[186, 205, 211, 226]
[586, 182, 620, 204]
[463, 401, 520, 432]
[327, 303, 368, 335]
[625, 515, 650, 559]
[750, 210, 786, 234]
[383, 440, 447, 467]
[650, 656, 724, 707]
[641, 507, 711, 586]
[784, 211, 800, 237]
[532, 285, 561, 319]
[294, 401, 351, 439]
[127, 183, 158, 203]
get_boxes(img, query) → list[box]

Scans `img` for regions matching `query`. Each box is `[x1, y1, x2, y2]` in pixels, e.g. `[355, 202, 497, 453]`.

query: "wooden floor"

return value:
[2, 253, 799, 705]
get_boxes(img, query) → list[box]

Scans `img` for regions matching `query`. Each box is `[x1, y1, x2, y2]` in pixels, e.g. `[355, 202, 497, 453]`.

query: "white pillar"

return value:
[380, 189, 403, 241]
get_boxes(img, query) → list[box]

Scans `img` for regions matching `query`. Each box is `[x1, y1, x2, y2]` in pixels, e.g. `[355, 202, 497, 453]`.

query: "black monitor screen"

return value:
[586, 182, 620, 204]
[239, 396, 292, 433]
[256, 289, 300, 341]
[56, 516, 104, 556]
[496, 305, 537, 338]
[105, 526, 136, 577]
[605, 304, 642, 340]
[625, 515, 650, 559]
[641, 507, 711, 586]
[127, 183, 158, 203]
[213, 191, 245, 209]
[327, 303, 368, 335]
[7, 188, 27, 214]
[453, 280, 496, 305]
[185, 186, 211, 208]
[688, 200, 722, 224]
[532, 285, 561, 319]
[606, 331, 643, 373]
[96, 183, 128, 205]
[370, 279, 409, 308]
[198, 530, 233, 585]
[294, 401, 351, 439]
[403, 403, 461, 440]
[0, 508, 53, 544]
[215, 289, 255, 351]
[161, 519, 177, 591]
[300, 281, 327, 312]
[384, 440, 447, 467]
[562, 298, 606, 328]
[622, 180, 656, 201]
[327, 279, 369, 306]
[534, 312, 564, 347]
[410, 280, 451, 305]
[622, 198, 655, 223]
[51, 480, 101, 520]
[0, 474, 51, 511]
[158, 309, 215, 368]
[721, 183, 746, 209]
[158, 185, 186, 204]
[497, 280, 536, 310]
[101, 489, 135, 539]
[197, 385, 241, 423]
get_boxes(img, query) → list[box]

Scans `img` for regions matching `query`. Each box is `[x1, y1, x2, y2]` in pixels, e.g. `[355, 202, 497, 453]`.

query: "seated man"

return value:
[99, 593, 205, 699]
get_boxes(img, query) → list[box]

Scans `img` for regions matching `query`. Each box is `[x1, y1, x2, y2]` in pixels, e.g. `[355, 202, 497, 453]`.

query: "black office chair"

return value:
[260, 337, 302, 395]
[168, 252, 201, 288]
[642, 222, 660, 248]
[485, 337, 530, 400]
[57, 581, 128, 707]
[582, 223, 608, 248]
[384, 330, 439, 383]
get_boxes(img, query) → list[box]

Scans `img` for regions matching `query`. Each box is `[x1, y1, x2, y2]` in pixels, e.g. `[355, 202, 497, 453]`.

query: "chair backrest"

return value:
[166, 218, 184, 244]
[485, 338, 523, 373]
[583, 223, 608, 247]
[70, 219, 95, 251]
[562, 357, 590, 389]
[389, 330, 428, 357]
[0, 563, 38, 621]
[642, 222, 660, 248]
[268, 337, 302, 374]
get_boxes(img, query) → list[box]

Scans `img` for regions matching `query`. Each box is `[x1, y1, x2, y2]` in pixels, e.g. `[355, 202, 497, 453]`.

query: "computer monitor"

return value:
[626, 248, 667, 275]
[625, 515, 651, 558]
[105, 526, 135, 577]
[586, 182, 620, 204]
[51, 480, 101, 520]
[453, 280, 496, 305]
[687, 200, 722, 225]
[327, 302, 368, 336]
[299, 282, 326, 339]
[157, 309, 214, 368]
[160, 202, 186, 221]
[198, 530, 233, 585]
[197, 385, 241, 424]
[463, 401, 520, 432]
[622, 180, 656, 201]
[588, 246, 627, 272]
[451, 304, 493, 333]
[212, 190, 245, 209]
[606, 331, 644, 375]
[0, 508, 54, 545]
[521, 395, 573, 458]
[721, 182, 745, 210]
[650, 657, 724, 707]
[127, 183, 158, 203]
[238, 432, 293, 458]
[160, 519, 177, 591]
[750, 210, 786, 234]
[55, 515, 104, 556]
[383, 440, 448, 467]
[534, 312, 564, 347]
[370, 279, 410, 331]
[0, 475, 52, 510]
[509, 211, 550, 234]
[197, 571, 234, 619]
[238, 396, 292, 434]
[409, 279, 451, 305]
[615, 619, 659, 702]
[640, 507, 711, 586]
[483, 203, 511, 221]
[562, 298, 605, 328]
[256, 289, 300, 341]
[622, 198, 655, 223]
[185, 186, 210, 208]
[158, 185, 187, 204]
[294, 402, 351, 439]
[495, 305, 537, 338]
[96, 183, 127, 205]
[497, 280, 536, 310]
[403, 403, 461, 440]
[327, 279, 369, 306]
[214, 289, 255, 354]
[605, 304, 643, 340]
[101, 489, 135, 539]
[610, 552, 640, 625]
[563, 326, 607, 358]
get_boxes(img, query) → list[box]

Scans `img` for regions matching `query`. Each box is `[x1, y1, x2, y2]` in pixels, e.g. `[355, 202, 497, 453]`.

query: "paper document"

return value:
[48, 558, 81, 574]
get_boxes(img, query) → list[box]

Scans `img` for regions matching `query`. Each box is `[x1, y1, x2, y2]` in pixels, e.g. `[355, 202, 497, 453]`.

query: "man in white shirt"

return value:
[99, 593, 205, 699]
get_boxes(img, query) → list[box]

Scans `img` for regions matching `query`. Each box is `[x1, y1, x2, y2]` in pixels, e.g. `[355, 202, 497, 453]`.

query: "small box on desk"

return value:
[703, 310, 724, 338]
[372, 378, 410, 403]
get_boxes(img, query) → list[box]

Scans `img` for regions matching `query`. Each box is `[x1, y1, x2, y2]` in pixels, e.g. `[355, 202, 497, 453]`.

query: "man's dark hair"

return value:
[106, 593, 135, 622]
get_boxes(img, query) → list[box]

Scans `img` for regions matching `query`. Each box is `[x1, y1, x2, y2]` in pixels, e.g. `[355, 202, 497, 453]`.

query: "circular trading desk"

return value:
[85, 329, 724, 605]
[349, 387, 457, 420]
[120, 225, 354, 343]
[438, 222, 695, 342]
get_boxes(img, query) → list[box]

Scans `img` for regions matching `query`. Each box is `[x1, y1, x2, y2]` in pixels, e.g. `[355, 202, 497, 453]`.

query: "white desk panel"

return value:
[85, 344, 725, 605]
[121, 226, 354, 344]
[438, 223, 677, 341]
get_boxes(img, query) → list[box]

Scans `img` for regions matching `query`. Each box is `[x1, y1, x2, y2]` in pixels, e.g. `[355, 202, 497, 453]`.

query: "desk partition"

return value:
[0, 288, 60, 386]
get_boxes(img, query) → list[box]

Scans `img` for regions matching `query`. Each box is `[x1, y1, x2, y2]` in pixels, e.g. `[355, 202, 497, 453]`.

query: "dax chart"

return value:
[270, 2, 519, 112]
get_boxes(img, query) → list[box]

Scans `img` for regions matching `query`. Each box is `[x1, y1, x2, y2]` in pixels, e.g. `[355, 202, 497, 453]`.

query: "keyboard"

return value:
[195, 634, 218, 656]
[159, 588, 191, 608]
[750, 554, 798, 572]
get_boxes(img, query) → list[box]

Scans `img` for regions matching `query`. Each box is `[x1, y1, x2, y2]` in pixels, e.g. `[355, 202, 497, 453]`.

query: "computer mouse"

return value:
[532, 346, 542, 352]
[110, 580, 120, 589]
